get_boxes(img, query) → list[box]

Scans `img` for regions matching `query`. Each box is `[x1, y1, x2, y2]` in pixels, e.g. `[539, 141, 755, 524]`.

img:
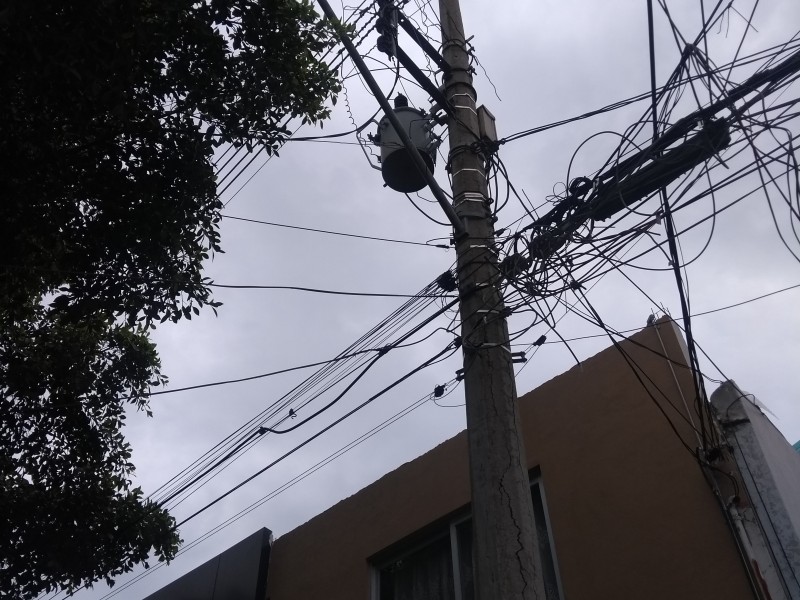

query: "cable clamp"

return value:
[448, 91, 477, 105]
[458, 280, 491, 290]
[464, 243, 498, 255]
[451, 167, 486, 180]
[442, 38, 470, 52]
[451, 104, 479, 117]
[511, 351, 527, 364]
[453, 192, 489, 218]
[454, 191, 486, 204]
[465, 342, 511, 352]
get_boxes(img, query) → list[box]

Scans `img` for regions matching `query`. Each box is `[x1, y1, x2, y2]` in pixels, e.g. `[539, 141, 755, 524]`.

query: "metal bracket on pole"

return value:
[454, 191, 490, 219]
[316, 0, 466, 239]
[463, 342, 512, 353]
[396, 47, 454, 116]
[397, 12, 451, 74]
[511, 351, 527, 363]
[464, 244, 497, 255]
[451, 167, 487, 180]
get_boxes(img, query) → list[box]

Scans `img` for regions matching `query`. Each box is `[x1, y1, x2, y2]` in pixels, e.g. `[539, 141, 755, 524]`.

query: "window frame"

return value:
[370, 472, 562, 600]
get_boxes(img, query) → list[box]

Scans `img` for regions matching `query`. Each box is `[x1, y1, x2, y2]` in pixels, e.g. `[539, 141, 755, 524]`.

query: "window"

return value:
[373, 477, 561, 600]
[531, 481, 561, 600]
[378, 532, 456, 600]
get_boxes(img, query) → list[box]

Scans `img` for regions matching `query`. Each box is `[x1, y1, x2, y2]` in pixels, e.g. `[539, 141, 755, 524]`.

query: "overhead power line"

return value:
[155, 292, 461, 508]
[222, 214, 450, 248]
[175, 341, 459, 527]
[690, 282, 800, 318]
[208, 283, 456, 298]
[147, 347, 385, 397]
[92, 379, 451, 600]
[520, 281, 800, 347]
[498, 37, 800, 145]
[145, 282, 459, 513]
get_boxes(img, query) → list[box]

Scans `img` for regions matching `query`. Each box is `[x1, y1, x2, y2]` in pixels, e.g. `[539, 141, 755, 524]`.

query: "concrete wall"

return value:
[712, 381, 800, 599]
[266, 320, 753, 600]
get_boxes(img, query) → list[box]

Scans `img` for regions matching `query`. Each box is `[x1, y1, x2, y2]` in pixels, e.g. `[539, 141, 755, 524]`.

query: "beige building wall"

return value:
[266, 320, 753, 600]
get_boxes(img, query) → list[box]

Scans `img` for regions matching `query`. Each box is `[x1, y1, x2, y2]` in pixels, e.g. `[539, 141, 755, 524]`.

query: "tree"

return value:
[0, 0, 342, 596]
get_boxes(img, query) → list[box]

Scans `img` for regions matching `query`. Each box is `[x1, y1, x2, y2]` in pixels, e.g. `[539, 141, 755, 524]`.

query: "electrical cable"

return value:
[175, 341, 459, 527]
[404, 192, 452, 226]
[572, 289, 699, 455]
[147, 281, 452, 504]
[93, 377, 451, 600]
[151, 285, 460, 508]
[222, 214, 450, 248]
[48, 285, 462, 600]
[499, 37, 800, 145]
[145, 347, 388, 398]
[208, 282, 456, 298]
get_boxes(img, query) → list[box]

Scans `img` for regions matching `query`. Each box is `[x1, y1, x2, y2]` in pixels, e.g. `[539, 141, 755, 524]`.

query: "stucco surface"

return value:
[266, 321, 753, 600]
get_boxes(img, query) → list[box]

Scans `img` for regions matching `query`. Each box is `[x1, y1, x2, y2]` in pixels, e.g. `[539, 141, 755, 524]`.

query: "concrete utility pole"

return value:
[439, 1, 545, 598]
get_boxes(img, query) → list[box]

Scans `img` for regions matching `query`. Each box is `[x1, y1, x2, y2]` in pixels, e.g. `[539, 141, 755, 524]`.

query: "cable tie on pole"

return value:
[464, 342, 510, 352]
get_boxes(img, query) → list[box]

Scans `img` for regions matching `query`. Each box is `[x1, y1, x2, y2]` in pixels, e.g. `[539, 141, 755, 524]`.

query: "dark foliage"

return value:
[0, 0, 341, 596]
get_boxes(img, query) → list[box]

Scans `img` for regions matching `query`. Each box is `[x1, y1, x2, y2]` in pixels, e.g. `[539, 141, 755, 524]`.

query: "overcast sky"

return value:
[70, 1, 800, 598]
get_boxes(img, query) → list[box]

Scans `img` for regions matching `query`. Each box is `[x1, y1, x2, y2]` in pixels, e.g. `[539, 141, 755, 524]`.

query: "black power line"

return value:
[175, 341, 458, 527]
[209, 283, 456, 298]
[223, 214, 450, 248]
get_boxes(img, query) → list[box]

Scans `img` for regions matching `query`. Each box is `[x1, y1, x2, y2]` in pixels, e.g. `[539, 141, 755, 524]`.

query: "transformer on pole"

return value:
[374, 95, 437, 193]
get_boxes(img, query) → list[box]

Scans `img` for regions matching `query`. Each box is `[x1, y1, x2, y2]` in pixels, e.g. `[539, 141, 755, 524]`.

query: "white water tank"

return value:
[377, 103, 435, 193]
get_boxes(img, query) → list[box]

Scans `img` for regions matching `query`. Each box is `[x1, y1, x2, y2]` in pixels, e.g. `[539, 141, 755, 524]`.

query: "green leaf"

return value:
[1, 0, 342, 594]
